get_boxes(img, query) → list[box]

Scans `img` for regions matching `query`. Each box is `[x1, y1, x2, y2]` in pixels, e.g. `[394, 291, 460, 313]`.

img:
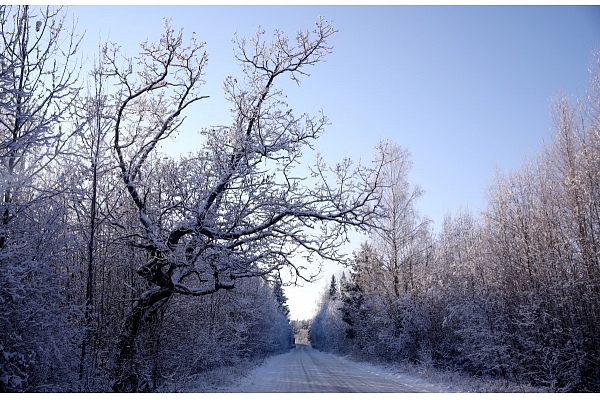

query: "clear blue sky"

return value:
[64, 4, 599, 320]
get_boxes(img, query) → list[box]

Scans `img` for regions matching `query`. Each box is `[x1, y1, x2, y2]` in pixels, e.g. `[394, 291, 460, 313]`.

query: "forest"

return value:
[0, 5, 385, 392]
[310, 72, 600, 392]
[1, 5, 599, 393]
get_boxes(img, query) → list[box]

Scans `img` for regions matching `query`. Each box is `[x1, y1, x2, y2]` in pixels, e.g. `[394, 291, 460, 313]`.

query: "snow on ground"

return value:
[335, 356, 460, 393]
[197, 345, 458, 393]
[350, 355, 551, 393]
[185, 345, 550, 394]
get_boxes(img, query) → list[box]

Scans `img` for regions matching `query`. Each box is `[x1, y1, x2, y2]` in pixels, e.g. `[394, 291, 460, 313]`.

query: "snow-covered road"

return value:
[226, 344, 456, 392]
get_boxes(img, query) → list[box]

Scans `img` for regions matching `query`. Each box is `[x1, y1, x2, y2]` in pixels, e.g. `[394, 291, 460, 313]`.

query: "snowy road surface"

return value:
[226, 344, 456, 392]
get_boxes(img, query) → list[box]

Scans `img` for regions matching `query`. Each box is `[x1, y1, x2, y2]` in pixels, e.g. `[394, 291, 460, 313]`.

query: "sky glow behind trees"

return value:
[67, 3, 600, 320]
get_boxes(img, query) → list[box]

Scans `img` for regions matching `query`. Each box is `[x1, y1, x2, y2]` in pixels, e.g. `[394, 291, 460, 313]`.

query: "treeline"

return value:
[311, 54, 600, 392]
[0, 7, 383, 392]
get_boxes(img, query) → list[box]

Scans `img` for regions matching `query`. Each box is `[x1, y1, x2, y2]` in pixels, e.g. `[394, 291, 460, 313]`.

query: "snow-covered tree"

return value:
[370, 140, 431, 299]
[329, 274, 338, 300]
[99, 18, 387, 391]
[0, 5, 83, 392]
[273, 277, 291, 320]
[309, 281, 346, 355]
[0, 5, 80, 248]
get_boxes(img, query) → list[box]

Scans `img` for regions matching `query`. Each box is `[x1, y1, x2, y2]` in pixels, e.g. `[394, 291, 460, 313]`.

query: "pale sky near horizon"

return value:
[44, 4, 600, 320]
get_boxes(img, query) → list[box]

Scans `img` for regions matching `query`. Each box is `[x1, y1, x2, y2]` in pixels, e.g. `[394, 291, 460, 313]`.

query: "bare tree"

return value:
[103, 18, 386, 391]
[68, 53, 117, 390]
[370, 141, 430, 298]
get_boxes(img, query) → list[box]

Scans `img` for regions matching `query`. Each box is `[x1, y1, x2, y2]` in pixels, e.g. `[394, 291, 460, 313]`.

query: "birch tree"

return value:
[371, 140, 430, 298]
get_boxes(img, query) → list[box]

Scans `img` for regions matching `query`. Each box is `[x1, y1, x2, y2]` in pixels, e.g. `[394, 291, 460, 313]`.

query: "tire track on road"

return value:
[228, 344, 429, 392]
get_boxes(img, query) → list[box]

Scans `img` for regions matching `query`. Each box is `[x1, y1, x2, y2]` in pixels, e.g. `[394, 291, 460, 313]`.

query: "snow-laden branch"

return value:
[109, 17, 386, 324]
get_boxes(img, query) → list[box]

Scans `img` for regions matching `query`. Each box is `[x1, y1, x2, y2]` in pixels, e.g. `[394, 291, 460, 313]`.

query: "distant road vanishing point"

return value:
[226, 344, 455, 393]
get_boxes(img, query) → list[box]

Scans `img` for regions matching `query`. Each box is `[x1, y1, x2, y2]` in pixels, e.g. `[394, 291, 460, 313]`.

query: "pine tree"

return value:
[273, 278, 290, 320]
[329, 274, 338, 300]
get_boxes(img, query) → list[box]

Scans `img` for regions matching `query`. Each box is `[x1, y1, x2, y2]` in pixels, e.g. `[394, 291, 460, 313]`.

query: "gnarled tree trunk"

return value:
[112, 286, 172, 392]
